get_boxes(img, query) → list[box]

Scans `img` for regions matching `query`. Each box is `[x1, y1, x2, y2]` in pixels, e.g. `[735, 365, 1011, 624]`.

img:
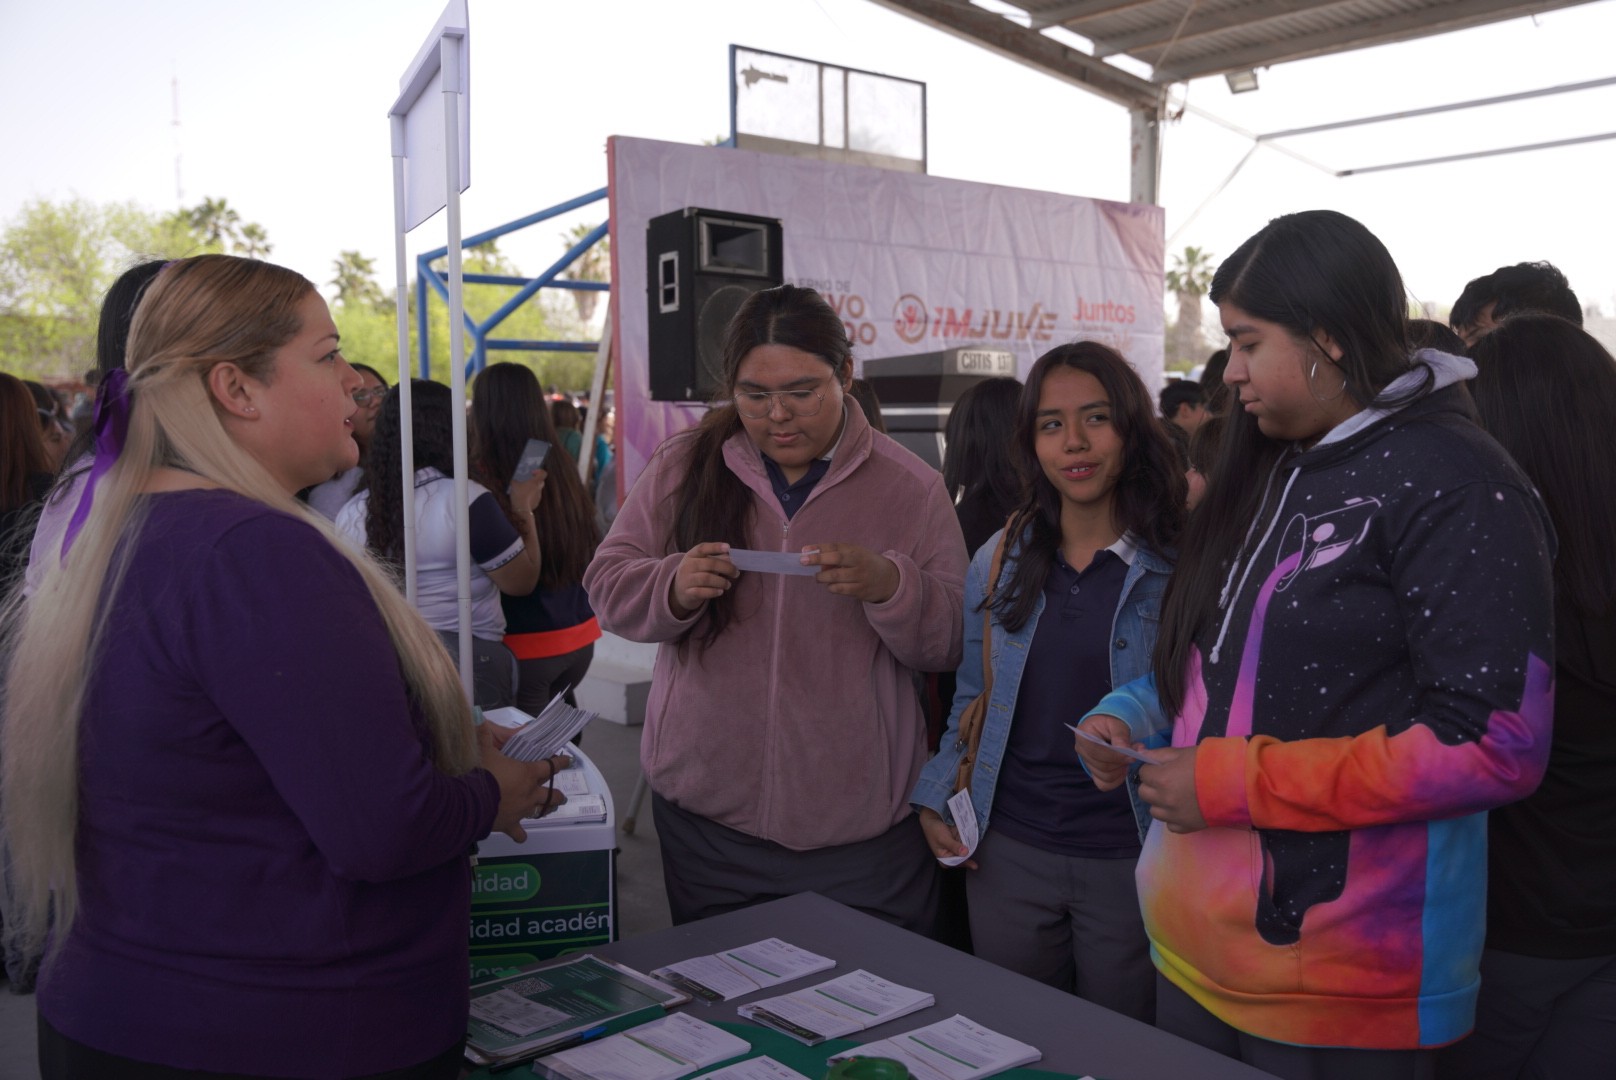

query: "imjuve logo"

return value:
[893, 294, 928, 345]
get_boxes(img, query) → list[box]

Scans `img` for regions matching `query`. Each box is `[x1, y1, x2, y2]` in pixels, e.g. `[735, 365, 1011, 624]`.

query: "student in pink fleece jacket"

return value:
[584, 285, 966, 934]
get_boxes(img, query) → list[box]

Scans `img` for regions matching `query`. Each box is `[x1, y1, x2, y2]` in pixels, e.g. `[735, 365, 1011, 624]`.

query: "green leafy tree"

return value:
[1165, 245, 1216, 369]
[332, 241, 595, 389]
[0, 196, 206, 377]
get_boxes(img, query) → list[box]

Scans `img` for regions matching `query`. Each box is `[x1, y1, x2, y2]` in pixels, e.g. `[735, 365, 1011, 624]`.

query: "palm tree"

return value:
[1165, 246, 1216, 367]
[330, 250, 386, 309]
[237, 222, 273, 259]
[184, 196, 243, 253]
[560, 223, 610, 323]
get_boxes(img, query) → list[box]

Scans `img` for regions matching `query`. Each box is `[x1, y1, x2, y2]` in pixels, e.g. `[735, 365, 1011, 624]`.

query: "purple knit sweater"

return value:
[38, 490, 498, 1077]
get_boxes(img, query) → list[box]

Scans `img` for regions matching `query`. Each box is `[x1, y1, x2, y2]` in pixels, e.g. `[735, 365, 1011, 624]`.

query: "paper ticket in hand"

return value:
[937, 788, 979, 868]
[1067, 723, 1167, 764]
[726, 549, 819, 576]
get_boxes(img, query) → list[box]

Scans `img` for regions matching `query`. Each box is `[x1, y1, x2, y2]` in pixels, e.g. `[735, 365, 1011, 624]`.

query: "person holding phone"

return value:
[584, 285, 966, 933]
[471, 362, 603, 715]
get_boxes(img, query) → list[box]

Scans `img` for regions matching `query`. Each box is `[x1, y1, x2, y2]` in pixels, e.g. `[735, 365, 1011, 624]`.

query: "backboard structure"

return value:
[730, 45, 926, 173]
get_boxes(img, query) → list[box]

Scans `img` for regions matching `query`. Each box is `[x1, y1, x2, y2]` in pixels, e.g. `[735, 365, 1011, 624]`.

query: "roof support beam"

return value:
[1026, 0, 1158, 32]
[1152, 0, 1591, 81]
[1088, 0, 1361, 59]
[868, 0, 1163, 110]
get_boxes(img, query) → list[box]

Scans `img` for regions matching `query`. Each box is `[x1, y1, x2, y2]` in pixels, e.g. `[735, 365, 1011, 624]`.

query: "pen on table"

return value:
[487, 1024, 610, 1075]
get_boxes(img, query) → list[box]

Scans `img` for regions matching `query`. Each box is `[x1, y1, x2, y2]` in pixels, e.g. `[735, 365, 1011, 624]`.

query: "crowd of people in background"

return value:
[0, 220, 1609, 1080]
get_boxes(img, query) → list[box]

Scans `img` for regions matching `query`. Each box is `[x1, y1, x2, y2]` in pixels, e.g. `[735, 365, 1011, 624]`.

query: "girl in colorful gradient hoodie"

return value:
[1075, 211, 1554, 1079]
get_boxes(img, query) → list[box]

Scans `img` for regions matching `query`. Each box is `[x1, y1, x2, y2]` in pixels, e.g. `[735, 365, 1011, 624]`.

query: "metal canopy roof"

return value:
[870, 0, 1600, 108]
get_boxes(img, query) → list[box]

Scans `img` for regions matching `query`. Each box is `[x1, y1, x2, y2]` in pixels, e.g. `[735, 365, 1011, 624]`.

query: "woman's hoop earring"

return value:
[1310, 356, 1347, 402]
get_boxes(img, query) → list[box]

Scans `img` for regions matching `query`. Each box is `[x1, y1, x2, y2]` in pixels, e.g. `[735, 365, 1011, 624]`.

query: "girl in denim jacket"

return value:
[912, 342, 1184, 1021]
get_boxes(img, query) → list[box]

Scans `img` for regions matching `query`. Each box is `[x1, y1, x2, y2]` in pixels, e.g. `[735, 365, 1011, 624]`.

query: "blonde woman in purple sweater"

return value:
[2, 256, 566, 1078]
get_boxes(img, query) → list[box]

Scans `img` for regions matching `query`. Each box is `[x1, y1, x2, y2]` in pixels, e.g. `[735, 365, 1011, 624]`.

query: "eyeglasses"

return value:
[353, 387, 387, 407]
[732, 386, 826, 419]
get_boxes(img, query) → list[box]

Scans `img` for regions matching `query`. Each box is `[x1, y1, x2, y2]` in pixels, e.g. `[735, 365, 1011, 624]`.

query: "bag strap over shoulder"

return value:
[955, 513, 1021, 781]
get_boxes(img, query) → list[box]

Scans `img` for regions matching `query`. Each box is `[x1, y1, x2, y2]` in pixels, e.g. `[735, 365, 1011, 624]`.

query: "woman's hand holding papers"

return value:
[481, 725, 572, 841]
[670, 542, 739, 618]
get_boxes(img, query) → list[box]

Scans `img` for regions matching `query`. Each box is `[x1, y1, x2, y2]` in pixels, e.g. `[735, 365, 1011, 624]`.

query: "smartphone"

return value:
[509, 438, 551, 491]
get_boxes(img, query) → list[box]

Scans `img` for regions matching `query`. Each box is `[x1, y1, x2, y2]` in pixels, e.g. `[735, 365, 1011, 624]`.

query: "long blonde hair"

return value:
[0, 255, 477, 964]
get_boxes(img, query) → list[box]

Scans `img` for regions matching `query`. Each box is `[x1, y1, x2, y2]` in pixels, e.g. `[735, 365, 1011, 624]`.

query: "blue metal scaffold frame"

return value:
[415, 186, 610, 379]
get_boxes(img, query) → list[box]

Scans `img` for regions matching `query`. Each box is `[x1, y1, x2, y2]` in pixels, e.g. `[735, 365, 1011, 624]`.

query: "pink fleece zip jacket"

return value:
[584, 406, 966, 851]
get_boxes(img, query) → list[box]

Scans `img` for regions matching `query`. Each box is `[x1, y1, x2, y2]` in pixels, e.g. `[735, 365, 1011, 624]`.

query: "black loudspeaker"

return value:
[646, 208, 783, 402]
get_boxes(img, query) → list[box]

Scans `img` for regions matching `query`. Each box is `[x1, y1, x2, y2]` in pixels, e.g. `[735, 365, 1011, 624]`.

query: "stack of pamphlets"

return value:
[533, 1012, 751, 1080]
[690, 1059, 813, 1080]
[737, 970, 933, 1046]
[488, 692, 597, 762]
[826, 1015, 1041, 1080]
[519, 767, 607, 825]
[651, 938, 836, 1004]
[525, 792, 608, 826]
[463, 954, 689, 1070]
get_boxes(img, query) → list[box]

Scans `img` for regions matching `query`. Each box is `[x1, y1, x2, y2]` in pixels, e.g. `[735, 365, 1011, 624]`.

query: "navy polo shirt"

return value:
[757, 407, 846, 521]
[762, 456, 831, 520]
[990, 538, 1142, 858]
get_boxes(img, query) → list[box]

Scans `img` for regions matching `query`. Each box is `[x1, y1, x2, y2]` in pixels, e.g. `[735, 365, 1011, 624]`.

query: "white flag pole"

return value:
[389, 113, 419, 604]
[577, 296, 613, 489]
[441, 31, 474, 702]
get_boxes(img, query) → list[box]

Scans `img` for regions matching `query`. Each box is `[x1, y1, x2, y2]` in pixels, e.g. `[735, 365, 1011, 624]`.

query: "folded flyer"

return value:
[653, 938, 835, 1004]
[738, 970, 933, 1045]
[534, 1012, 751, 1080]
[826, 1014, 1040, 1080]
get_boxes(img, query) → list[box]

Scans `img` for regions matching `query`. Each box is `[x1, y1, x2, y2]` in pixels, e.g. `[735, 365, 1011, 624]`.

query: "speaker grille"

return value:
[696, 284, 755, 393]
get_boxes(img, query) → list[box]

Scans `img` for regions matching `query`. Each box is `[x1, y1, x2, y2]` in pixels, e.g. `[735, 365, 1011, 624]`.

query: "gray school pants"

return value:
[650, 792, 941, 938]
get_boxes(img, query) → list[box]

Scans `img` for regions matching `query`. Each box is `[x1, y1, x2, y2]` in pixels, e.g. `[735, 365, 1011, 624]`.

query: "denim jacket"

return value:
[912, 526, 1172, 842]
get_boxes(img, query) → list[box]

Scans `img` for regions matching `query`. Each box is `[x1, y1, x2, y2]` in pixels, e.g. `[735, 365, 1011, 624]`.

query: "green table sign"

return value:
[469, 848, 614, 980]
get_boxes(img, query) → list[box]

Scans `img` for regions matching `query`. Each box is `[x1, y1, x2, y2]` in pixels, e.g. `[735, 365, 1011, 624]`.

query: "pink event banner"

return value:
[606, 136, 1164, 494]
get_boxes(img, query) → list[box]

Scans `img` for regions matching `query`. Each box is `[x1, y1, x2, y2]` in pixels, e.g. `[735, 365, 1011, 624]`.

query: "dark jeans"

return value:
[436, 631, 516, 710]
[1436, 948, 1616, 1080]
[513, 643, 594, 717]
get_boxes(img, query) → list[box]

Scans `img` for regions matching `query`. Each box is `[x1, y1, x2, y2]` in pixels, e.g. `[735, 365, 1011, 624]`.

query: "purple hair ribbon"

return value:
[59, 369, 133, 560]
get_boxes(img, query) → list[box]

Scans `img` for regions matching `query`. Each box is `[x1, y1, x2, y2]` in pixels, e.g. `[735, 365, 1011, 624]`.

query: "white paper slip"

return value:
[689, 1056, 812, 1080]
[827, 1014, 1040, 1080]
[726, 549, 819, 576]
[540, 1013, 750, 1080]
[937, 789, 979, 868]
[553, 768, 592, 797]
[525, 793, 607, 826]
[467, 988, 572, 1036]
[500, 690, 598, 763]
[1066, 722, 1167, 765]
[654, 938, 835, 1003]
[738, 970, 933, 1045]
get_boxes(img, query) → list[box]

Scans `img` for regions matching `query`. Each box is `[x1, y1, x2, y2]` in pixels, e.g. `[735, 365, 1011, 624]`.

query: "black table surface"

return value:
[587, 892, 1276, 1080]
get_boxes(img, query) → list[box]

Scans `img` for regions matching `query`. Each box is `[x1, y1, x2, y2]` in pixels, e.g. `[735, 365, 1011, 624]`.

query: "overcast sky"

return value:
[6, 0, 1614, 319]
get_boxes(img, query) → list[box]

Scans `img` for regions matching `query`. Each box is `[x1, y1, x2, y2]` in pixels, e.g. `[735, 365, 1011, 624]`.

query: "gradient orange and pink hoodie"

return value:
[1087, 354, 1555, 1051]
